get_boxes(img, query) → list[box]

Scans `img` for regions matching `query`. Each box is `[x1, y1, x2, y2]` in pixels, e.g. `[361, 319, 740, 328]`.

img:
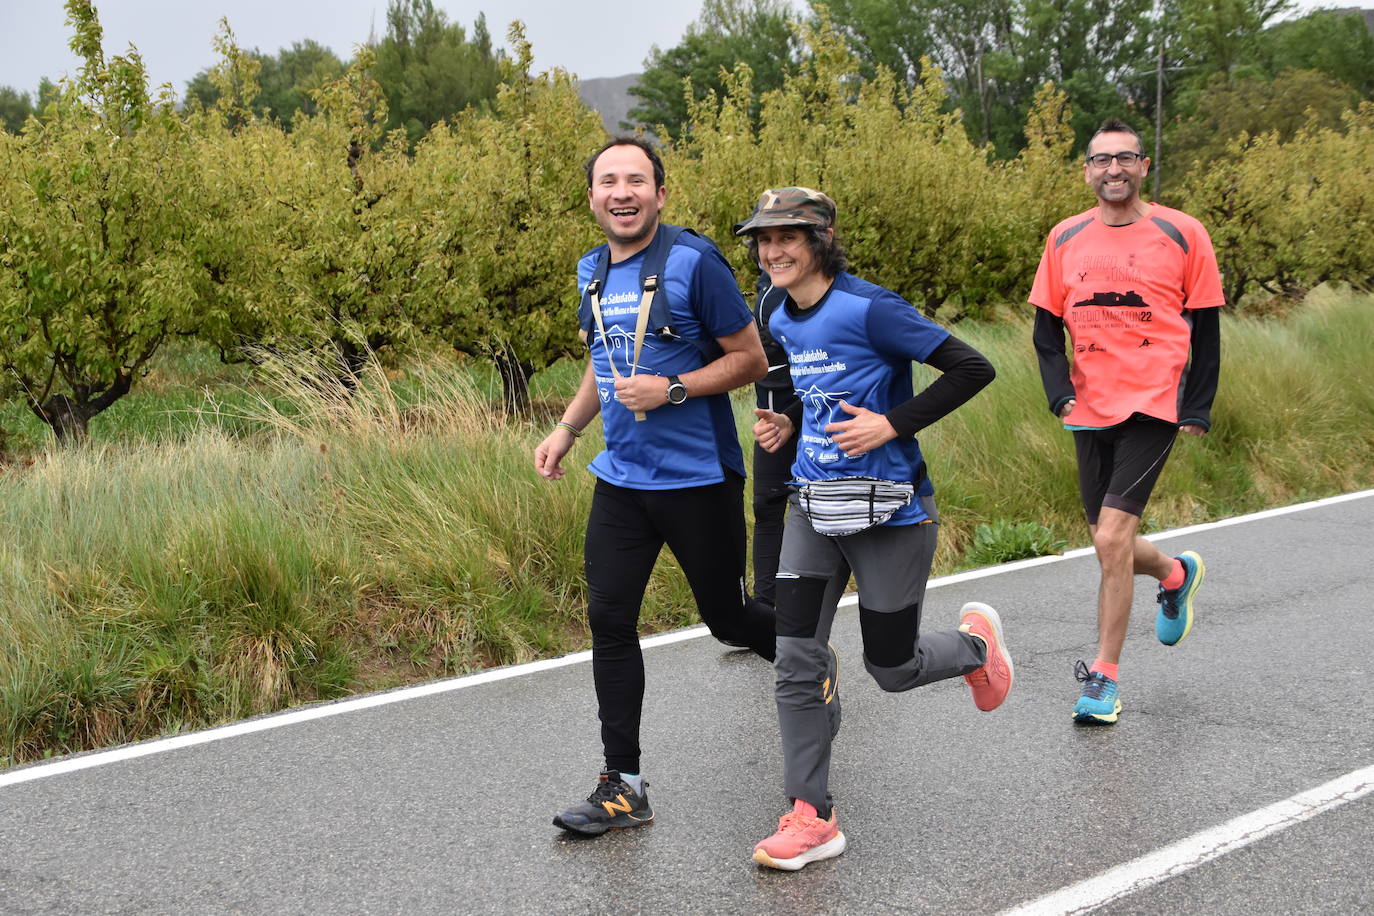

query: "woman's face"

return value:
[754, 226, 820, 290]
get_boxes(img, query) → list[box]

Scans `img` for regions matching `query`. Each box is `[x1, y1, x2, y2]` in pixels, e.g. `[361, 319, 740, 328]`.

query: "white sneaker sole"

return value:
[752, 830, 847, 871]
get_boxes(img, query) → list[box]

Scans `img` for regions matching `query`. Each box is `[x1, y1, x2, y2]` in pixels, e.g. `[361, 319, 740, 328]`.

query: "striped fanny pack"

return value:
[794, 476, 915, 537]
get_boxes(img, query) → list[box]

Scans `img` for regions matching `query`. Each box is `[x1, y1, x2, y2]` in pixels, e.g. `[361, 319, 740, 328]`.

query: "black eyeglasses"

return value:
[1086, 151, 1143, 168]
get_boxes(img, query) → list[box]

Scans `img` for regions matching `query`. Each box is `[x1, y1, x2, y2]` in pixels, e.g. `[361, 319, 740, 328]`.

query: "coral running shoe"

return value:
[752, 799, 846, 871]
[1072, 660, 1122, 725]
[959, 602, 1013, 711]
[1156, 551, 1205, 646]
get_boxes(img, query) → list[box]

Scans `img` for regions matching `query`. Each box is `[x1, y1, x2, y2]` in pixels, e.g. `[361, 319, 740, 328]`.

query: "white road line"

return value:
[1001, 764, 1374, 915]
[3, 488, 1371, 789]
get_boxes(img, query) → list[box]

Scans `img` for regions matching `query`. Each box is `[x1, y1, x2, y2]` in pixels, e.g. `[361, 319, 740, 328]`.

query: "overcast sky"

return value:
[0, 0, 708, 95]
[0, 0, 1342, 97]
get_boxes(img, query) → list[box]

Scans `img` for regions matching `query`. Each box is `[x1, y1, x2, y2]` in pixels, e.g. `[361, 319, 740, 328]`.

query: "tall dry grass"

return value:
[3, 291, 1372, 766]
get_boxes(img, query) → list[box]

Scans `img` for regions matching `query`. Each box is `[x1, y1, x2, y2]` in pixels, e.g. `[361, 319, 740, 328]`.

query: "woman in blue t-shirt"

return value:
[735, 187, 1014, 871]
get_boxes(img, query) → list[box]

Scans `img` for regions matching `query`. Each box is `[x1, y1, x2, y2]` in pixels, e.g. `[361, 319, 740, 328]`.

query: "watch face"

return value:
[667, 384, 687, 405]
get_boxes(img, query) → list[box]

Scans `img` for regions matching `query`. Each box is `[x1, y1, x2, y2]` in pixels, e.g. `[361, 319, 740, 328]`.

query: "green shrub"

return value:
[966, 520, 1069, 567]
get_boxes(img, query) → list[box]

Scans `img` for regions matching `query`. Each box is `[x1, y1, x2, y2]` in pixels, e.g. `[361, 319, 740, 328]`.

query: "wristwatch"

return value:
[665, 375, 688, 405]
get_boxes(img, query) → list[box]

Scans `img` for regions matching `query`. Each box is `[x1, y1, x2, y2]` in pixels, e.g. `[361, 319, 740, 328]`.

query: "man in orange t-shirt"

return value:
[1030, 117, 1223, 725]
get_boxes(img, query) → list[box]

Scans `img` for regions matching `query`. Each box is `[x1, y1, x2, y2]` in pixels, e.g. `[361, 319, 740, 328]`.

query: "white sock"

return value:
[619, 772, 644, 794]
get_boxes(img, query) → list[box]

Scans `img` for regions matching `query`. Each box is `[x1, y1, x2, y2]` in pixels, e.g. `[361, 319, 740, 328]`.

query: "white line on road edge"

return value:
[4, 488, 1371, 789]
[1000, 764, 1374, 915]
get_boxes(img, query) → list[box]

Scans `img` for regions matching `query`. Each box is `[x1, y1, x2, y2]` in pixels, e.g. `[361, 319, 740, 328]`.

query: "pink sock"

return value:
[1161, 558, 1186, 591]
[1091, 660, 1119, 681]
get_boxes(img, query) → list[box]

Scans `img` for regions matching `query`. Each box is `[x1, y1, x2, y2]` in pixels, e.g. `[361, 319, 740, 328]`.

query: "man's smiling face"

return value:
[1084, 131, 1150, 206]
[587, 143, 665, 253]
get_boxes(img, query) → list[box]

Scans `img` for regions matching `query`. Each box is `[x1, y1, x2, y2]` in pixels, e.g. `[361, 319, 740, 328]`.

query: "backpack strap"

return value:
[578, 225, 726, 421]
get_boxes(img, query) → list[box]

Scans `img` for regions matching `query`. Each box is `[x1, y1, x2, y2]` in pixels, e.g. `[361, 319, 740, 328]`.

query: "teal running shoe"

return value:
[1156, 551, 1205, 646]
[1073, 660, 1121, 725]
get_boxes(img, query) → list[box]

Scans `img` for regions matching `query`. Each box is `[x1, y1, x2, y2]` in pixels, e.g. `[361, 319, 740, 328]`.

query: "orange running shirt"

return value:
[1029, 203, 1224, 428]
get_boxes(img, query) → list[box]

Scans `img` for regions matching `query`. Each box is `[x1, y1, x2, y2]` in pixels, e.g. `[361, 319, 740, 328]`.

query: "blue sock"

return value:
[619, 772, 644, 794]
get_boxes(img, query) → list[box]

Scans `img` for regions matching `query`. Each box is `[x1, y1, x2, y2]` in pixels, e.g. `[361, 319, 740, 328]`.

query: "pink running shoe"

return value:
[959, 601, 1013, 711]
[752, 799, 847, 871]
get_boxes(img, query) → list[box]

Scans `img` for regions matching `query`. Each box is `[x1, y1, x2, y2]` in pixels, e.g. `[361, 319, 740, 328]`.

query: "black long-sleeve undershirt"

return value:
[1178, 305, 1220, 430]
[1033, 308, 1076, 417]
[884, 335, 996, 437]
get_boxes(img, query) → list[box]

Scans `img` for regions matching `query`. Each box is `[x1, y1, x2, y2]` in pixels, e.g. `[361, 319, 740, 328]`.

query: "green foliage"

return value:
[665, 20, 1087, 319]
[198, 48, 440, 379]
[1171, 0, 1294, 79]
[5, 292, 1374, 765]
[817, 0, 935, 84]
[966, 520, 1068, 566]
[1256, 10, 1374, 96]
[370, 0, 502, 141]
[1177, 103, 1374, 306]
[0, 86, 35, 133]
[186, 37, 345, 130]
[628, 0, 801, 137]
[1165, 68, 1359, 179]
[817, 0, 1153, 156]
[0, 0, 203, 442]
[422, 23, 606, 412]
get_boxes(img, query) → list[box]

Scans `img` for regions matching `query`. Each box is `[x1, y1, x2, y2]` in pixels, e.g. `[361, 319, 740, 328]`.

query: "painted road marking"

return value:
[1001, 764, 1374, 915]
[3, 487, 1371, 789]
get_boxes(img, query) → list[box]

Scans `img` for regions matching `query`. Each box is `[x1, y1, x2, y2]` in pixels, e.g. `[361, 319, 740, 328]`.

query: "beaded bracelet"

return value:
[555, 422, 583, 438]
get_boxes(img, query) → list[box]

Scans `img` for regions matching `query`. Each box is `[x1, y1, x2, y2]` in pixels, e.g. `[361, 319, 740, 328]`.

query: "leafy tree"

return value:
[817, 0, 1154, 156]
[1255, 9, 1374, 96]
[424, 23, 606, 413]
[370, 0, 502, 141]
[1178, 125, 1326, 306]
[665, 16, 1085, 320]
[1017, 0, 1154, 146]
[1175, 104, 1374, 305]
[0, 87, 35, 133]
[1171, 0, 1293, 80]
[186, 39, 345, 129]
[1166, 68, 1360, 177]
[628, 0, 800, 137]
[188, 26, 436, 382]
[0, 0, 202, 442]
[183, 23, 295, 362]
[818, 0, 936, 84]
[1304, 104, 1374, 289]
[259, 51, 434, 380]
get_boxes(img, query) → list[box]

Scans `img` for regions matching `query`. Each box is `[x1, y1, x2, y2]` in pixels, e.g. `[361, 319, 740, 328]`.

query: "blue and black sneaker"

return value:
[1156, 550, 1205, 646]
[553, 770, 653, 836]
[1072, 660, 1122, 725]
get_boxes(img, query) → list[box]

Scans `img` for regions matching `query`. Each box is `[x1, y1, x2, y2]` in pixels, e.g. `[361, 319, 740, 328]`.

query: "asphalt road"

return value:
[3, 493, 1372, 915]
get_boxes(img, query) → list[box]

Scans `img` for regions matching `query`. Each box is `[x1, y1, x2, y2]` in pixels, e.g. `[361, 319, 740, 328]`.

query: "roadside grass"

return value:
[3, 290, 1372, 766]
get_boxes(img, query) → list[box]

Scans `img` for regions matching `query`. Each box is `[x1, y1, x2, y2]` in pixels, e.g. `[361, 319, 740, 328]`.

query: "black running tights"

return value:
[585, 474, 776, 774]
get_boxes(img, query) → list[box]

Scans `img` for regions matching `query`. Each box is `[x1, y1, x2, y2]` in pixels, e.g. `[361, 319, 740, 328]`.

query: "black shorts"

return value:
[1073, 414, 1178, 524]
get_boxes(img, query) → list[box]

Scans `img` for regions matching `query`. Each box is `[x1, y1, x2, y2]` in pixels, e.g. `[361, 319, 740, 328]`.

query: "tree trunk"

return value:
[330, 337, 373, 393]
[493, 351, 533, 416]
[32, 394, 92, 444]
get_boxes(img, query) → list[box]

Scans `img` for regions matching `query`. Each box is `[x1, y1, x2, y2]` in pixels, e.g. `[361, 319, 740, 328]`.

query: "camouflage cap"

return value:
[733, 187, 837, 236]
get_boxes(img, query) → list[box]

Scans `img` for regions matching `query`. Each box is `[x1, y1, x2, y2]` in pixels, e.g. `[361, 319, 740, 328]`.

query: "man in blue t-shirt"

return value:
[534, 137, 776, 837]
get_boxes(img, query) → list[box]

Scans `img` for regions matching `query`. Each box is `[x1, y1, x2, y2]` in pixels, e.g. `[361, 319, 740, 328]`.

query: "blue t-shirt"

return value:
[768, 272, 949, 525]
[578, 234, 752, 489]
